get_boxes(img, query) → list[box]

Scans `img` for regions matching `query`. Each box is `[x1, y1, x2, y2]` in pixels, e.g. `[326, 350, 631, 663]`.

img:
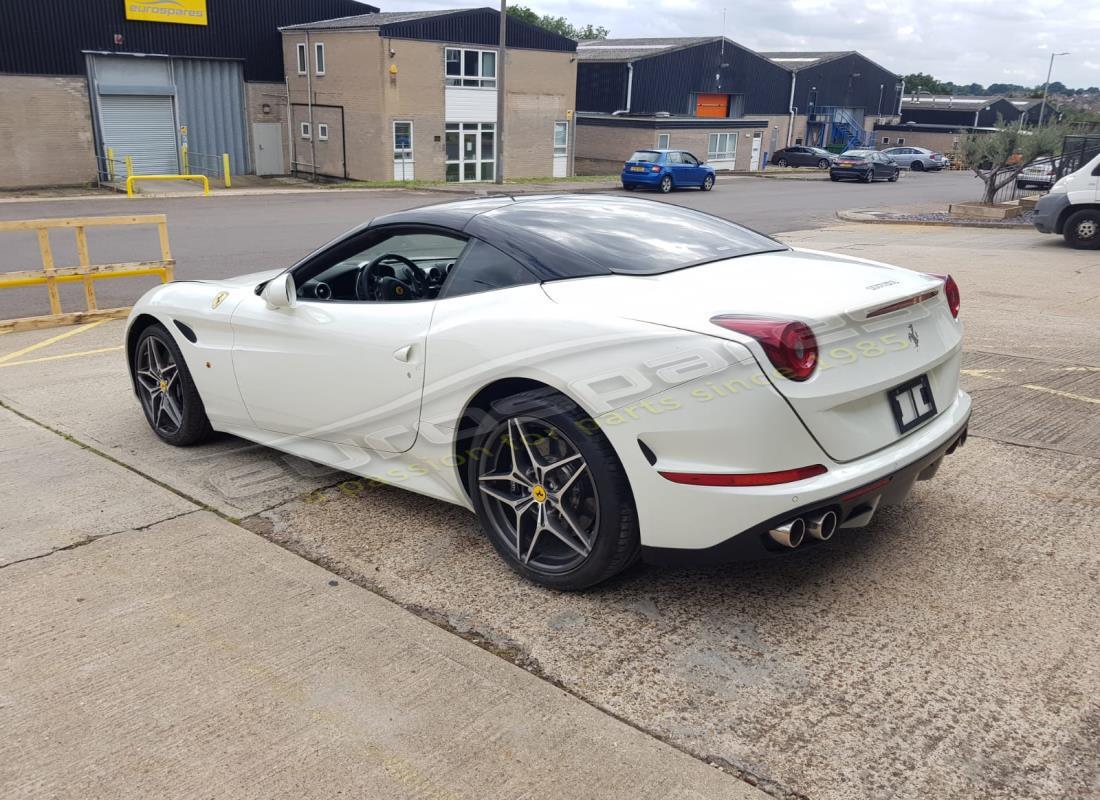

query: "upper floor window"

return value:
[314, 43, 326, 75]
[445, 47, 496, 88]
[296, 43, 307, 75]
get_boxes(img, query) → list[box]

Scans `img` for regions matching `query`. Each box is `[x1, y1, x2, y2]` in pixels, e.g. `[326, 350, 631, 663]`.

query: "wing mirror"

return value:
[260, 272, 297, 309]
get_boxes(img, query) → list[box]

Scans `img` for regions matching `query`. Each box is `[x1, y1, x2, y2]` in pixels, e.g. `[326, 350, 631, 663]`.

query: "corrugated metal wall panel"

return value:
[796, 54, 901, 117]
[174, 57, 250, 173]
[380, 10, 576, 52]
[1, 0, 375, 80]
[98, 95, 179, 174]
[576, 63, 629, 113]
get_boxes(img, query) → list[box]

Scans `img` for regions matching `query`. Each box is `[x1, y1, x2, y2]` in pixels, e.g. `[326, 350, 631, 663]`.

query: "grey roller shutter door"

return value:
[99, 95, 179, 175]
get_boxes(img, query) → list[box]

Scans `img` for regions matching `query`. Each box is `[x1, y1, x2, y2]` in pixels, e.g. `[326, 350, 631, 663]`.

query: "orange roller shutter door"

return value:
[695, 94, 730, 118]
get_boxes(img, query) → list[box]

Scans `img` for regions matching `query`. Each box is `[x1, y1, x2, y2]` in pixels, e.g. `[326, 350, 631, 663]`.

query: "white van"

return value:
[1033, 151, 1100, 248]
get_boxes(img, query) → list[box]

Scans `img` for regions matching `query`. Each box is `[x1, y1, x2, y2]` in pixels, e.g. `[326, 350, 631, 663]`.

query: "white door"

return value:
[393, 121, 414, 181]
[98, 94, 179, 174]
[749, 132, 763, 171]
[230, 227, 468, 452]
[553, 121, 568, 178]
[252, 123, 284, 175]
[445, 122, 495, 182]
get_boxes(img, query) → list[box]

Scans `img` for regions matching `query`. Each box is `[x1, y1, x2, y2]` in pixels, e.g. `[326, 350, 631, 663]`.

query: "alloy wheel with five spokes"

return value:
[135, 334, 185, 437]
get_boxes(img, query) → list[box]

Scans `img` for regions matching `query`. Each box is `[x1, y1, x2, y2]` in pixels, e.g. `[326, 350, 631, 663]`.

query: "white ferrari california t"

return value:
[126, 195, 969, 589]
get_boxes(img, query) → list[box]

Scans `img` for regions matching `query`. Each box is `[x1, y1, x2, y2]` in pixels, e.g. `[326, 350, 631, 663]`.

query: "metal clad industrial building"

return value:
[0, 0, 373, 80]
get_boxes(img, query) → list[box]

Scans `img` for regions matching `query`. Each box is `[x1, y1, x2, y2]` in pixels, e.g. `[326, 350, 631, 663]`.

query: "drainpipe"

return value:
[621, 62, 634, 113]
[285, 77, 294, 175]
[305, 31, 316, 182]
[897, 78, 905, 116]
[786, 71, 797, 147]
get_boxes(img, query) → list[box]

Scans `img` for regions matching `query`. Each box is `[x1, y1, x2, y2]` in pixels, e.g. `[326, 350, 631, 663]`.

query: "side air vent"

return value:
[173, 320, 198, 344]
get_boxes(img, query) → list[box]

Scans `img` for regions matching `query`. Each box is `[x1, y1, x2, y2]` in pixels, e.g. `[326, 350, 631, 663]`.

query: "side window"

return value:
[667, 151, 683, 164]
[294, 228, 468, 303]
[682, 152, 699, 165]
[441, 239, 538, 298]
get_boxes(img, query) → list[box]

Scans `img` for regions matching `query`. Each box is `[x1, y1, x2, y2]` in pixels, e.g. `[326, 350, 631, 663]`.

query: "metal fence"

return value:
[1058, 135, 1100, 179]
[981, 155, 1058, 204]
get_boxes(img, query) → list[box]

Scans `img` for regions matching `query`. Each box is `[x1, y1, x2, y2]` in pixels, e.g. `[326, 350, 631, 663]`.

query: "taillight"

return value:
[927, 273, 960, 318]
[650, 165, 660, 172]
[710, 316, 818, 381]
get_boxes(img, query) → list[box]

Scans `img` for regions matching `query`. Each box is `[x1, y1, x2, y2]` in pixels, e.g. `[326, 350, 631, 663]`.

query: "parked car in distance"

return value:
[831, 150, 901, 183]
[881, 147, 944, 171]
[622, 149, 716, 193]
[1016, 159, 1059, 190]
[770, 146, 836, 169]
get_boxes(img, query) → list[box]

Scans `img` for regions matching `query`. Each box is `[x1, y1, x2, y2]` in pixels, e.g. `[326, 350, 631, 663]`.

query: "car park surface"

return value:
[2, 209, 1097, 800]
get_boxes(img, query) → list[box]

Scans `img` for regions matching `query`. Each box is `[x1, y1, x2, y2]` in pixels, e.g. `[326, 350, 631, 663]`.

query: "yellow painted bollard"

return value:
[106, 147, 115, 181]
[125, 155, 134, 179]
[181, 144, 189, 175]
[222, 153, 231, 188]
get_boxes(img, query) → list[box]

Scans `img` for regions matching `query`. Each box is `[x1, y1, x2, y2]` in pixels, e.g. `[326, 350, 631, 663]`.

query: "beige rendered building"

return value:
[281, 8, 577, 183]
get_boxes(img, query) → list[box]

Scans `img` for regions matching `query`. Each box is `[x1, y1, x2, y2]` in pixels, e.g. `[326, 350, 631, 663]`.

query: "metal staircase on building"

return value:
[814, 106, 873, 150]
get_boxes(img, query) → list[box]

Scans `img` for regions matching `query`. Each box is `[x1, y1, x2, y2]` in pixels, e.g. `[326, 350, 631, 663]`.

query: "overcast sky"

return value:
[370, 0, 1099, 89]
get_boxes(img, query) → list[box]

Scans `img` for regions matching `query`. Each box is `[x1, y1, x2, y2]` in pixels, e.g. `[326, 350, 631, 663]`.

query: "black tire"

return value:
[131, 324, 213, 446]
[830, 174, 840, 182]
[622, 183, 635, 191]
[888, 169, 899, 182]
[861, 169, 874, 183]
[658, 175, 673, 193]
[777, 158, 788, 168]
[817, 158, 830, 169]
[912, 160, 925, 172]
[1063, 209, 1100, 250]
[701, 174, 715, 191]
[467, 389, 640, 590]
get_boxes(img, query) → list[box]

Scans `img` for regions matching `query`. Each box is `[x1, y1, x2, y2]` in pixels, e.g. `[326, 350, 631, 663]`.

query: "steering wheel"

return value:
[355, 253, 424, 302]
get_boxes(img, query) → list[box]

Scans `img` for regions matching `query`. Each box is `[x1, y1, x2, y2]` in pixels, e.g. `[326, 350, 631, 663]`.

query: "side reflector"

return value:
[659, 464, 827, 487]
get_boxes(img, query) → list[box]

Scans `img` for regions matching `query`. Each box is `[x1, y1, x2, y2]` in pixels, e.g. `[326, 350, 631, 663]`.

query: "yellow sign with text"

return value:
[125, 0, 208, 26]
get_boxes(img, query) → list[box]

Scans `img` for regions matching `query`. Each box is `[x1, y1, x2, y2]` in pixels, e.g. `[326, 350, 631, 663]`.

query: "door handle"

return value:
[393, 344, 413, 362]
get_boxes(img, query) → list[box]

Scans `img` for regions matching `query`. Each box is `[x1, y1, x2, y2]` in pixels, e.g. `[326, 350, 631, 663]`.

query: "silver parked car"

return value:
[880, 146, 944, 171]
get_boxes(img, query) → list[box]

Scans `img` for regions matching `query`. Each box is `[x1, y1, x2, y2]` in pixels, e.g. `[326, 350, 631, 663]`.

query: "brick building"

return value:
[280, 8, 577, 182]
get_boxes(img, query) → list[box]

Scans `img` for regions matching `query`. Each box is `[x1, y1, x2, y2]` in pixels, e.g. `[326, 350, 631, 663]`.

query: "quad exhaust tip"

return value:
[768, 518, 805, 549]
[806, 510, 838, 541]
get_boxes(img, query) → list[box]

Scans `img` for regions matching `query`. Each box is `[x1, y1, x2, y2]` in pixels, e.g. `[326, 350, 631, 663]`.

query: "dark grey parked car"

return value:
[770, 146, 836, 169]
[830, 150, 901, 183]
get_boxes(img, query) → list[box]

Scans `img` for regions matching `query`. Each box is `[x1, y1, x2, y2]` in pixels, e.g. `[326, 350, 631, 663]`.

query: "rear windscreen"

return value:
[628, 151, 660, 163]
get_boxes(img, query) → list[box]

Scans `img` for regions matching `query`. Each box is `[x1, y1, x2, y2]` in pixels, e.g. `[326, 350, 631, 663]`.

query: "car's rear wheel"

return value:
[1064, 209, 1100, 250]
[622, 183, 635, 191]
[830, 174, 840, 182]
[132, 324, 213, 446]
[912, 160, 925, 172]
[817, 158, 830, 169]
[888, 169, 899, 182]
[658, 175, 673, 193]
[468, 390, 640, 590]
[777, 158, 788, 168]
[701, 174, 715, 191]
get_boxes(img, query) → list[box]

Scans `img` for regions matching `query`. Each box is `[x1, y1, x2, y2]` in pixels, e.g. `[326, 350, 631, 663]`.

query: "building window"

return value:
[393, 121, 413, 161]
[444, 47, 496, 88]
[896, 137, 905, 145]
[656, 133, 670, 149]
[317, 123, 328, 141]
[300, 121, 311, 139]
[314, 43, 326, 75]
[296, 43, 307, 75]
[553, 122, 568, 156]
[445, 122, 495, 182]
[707, 132, 737, 161]
[881, 136, 890, 144]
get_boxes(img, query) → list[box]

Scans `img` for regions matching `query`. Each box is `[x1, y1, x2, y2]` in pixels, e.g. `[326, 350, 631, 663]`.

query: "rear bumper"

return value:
[642, 406, 971, 565]
[830, 167, 869, 179]
[622, 171, 663, 186]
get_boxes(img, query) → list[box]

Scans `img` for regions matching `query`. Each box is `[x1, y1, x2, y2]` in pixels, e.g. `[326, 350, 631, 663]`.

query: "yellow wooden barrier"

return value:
[0, 215, 175, 333]
[126, 174, 210, 197]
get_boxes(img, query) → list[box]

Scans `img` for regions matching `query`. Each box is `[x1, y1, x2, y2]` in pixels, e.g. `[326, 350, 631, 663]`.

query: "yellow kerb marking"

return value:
[1022, 384, 1100, 405]
[0, 319, 107, 365]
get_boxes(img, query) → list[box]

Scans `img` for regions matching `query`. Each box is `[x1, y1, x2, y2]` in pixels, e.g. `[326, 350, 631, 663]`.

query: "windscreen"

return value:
[484, 197, 787, 276]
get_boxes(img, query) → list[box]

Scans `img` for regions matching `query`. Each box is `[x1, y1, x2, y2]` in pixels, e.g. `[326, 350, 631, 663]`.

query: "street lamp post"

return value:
[1038, 51, 1069, 127]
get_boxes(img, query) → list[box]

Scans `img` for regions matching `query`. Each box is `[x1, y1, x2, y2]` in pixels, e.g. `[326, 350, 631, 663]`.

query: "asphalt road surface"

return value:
[0, 170, 983, 320]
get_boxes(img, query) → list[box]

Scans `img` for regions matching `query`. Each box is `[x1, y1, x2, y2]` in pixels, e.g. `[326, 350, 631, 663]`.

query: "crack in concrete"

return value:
[0, 508, 202, 569]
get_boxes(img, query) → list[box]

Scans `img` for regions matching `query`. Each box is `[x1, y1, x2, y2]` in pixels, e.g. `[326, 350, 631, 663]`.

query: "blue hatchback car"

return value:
[621, 149, 716, 193]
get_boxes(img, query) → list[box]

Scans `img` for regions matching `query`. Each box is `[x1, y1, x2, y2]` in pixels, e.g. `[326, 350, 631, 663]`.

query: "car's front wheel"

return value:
[132, 324, 213, 446]
[701, 174, 715, 191]
[861, 169, 874, 183]
[1064, 209, 1100, 250]
[658, 175, 673, 193]
[468, 389, 640, 590]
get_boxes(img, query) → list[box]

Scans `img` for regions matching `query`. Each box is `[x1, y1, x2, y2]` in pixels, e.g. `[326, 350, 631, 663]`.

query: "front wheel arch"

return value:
[1057, 203, 1100, 235]
[126, 313, 164, 393]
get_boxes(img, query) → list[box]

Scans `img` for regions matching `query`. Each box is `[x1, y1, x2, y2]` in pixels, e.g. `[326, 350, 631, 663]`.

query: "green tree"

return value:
[959, 121, 1065, 203]
[507, 4, 608, 40]
[902, 72, 951, 95]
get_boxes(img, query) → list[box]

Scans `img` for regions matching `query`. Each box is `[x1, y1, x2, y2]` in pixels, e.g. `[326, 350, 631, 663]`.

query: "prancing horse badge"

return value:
[212, 291, 229, 310]
[907, 324, 920, 349]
